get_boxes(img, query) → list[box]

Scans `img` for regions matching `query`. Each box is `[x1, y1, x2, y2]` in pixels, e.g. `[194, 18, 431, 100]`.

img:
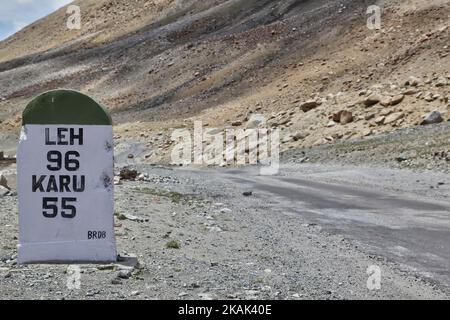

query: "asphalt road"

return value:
[213, 165, 450, 290]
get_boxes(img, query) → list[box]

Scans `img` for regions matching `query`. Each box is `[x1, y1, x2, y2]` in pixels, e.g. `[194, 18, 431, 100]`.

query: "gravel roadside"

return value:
[0, 165, 448, 300]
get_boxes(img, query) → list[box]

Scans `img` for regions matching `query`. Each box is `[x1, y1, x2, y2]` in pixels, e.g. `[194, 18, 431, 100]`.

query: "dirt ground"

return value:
[1, 163, 449, 300]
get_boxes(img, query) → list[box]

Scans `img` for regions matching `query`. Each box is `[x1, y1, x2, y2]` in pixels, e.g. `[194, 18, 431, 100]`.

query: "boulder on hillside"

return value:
[364, 93, 383, 107]
[292, 132, 307, 141]
[435, 77, 448, 87]
[380, 97, 392, 107]
[374, 116, 386, 125]
[405, 76, 422, 87]
[340, 111, 353, 125]
[384, 112, 404, 125]
[421, 111, 443, 125]
[390, 94, 405, 106]
[332, 110, 353, 124]
[332, 111, 343, 123]
[373, 94, 404, 107]
[300, 100, 320, 112]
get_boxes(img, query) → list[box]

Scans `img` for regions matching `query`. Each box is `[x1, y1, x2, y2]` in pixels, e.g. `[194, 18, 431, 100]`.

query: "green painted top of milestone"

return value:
[22, 89, 112, 125]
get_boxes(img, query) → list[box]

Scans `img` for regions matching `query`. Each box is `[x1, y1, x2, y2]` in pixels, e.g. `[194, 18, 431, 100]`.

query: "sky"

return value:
[0, 0, 73, 41]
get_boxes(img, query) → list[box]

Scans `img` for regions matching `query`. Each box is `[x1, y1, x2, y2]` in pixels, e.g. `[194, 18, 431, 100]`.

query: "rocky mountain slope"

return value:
[0, 0, 449, 165]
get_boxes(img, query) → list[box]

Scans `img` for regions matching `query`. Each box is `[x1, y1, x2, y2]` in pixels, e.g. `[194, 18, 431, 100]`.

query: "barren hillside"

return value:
[0, 0, 449, 165]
